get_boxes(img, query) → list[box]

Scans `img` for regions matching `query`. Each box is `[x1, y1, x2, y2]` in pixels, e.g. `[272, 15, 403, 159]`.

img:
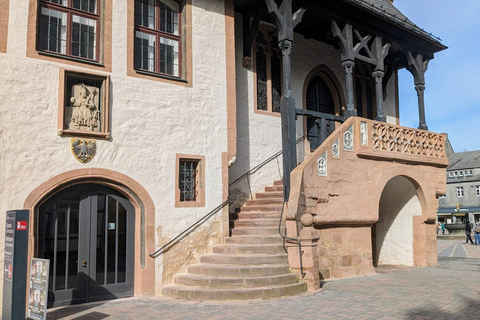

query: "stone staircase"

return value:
[162, 181, 307, 300]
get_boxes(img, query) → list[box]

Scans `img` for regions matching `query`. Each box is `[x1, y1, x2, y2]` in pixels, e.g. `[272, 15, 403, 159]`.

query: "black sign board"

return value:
[27, 258, 50, 320]
[2, 210, 29, 320]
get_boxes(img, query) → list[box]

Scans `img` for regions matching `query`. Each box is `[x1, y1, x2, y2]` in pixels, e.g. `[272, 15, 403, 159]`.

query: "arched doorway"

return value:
[373, 176, 422, 267]
[303, 66, 344, 151]
[38, 183, 135, 307]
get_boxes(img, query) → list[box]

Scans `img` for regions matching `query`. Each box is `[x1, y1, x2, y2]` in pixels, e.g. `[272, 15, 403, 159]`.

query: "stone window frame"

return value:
[127, 0, 192, 87]
[27, 0, 112, 72]
[253, 25, 282, 117]
[456, 187, 464, 198]
[448, 172, 453, 178]
[0, 0, 9, 53]
[57, 68, 110, 139]
[175, 154, 205, 208]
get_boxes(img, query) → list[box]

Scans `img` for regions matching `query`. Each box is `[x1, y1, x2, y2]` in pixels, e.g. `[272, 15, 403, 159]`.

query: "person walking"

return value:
[465, 221, 474, 244]
[441, 222, 446, 235]
[474, 219, 480, 245]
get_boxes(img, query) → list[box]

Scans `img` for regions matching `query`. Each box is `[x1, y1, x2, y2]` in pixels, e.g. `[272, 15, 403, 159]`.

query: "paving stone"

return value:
[48, 240, 480, 319]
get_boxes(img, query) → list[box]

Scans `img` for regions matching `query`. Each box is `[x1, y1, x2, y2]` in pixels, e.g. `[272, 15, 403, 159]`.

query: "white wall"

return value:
[376, 176, 421, 266]
[0, 0, 228, 294]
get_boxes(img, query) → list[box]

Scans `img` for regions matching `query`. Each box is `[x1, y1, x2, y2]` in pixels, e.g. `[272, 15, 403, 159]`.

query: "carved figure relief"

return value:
[68, 84, 101, 132]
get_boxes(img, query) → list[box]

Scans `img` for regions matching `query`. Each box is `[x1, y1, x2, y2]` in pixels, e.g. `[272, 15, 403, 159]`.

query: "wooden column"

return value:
[407, 52, 430, 130]
[265, 0, 305, 201]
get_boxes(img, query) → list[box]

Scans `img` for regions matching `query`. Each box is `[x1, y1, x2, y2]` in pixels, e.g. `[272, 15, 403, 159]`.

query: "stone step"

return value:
[231, 227, 283, 236]
[213, 244, 285, 255]
[162, 282, 307, 300]
[224, 235, 284, 245]
[245, 199, 284, 206]
[273, 180, 283, 186]
[230, 219, 283, 228]
[200, 254, 287, 265]
[238, 205, 283, 213]
[255, 192, 283, 199]
[231, 212, 282, 220]
[186, 263, 290, 277]
[173, 273, 299, 289]
[265, 186, 283, 192]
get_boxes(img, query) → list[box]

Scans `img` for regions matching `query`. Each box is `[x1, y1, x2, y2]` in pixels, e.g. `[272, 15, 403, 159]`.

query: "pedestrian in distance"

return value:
[474, 219, 480, 245]
[465, 221, 474, 244]
[441, 222, 446, 235]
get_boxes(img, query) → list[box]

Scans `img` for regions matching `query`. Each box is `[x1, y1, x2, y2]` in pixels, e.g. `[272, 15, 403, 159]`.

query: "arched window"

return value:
[254, 27, 282, 115]
[354, 62, 376, 120]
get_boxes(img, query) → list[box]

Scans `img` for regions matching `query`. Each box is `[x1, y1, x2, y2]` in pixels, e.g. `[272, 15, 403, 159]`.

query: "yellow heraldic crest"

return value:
[71, 138, 96, 163]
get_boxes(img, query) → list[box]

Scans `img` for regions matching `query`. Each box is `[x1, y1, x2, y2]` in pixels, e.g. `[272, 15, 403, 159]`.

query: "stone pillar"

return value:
[415, 84, 428, 130]
[279, 39, 297, 201]
[342, 60, 357, 117]
[372, 70, 386, 122]
[287, 213, 321, 292]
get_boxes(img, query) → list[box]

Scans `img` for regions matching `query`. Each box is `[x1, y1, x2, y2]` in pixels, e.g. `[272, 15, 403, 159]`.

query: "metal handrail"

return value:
[278, 200, 305, 278]
[229, 136, 305, 188]
[149, 136, 305, 259]
[149, 200, 229, 258]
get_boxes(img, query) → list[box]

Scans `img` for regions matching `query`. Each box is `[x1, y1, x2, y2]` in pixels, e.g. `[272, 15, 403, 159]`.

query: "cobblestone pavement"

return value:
[47, 240, 480, 320]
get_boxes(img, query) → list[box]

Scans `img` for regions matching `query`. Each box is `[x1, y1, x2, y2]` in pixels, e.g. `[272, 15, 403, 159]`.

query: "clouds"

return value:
[396, 0, 480, 151]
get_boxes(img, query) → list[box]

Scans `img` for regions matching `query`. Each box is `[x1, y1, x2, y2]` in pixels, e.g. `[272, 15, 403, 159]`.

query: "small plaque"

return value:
[343, 125, 354, 151]
[317, 151, 327, 176]
[108, 223, 115, 230]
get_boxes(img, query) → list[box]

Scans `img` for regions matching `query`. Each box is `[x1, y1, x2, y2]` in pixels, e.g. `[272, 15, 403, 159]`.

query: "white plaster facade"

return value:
[0, 0, 230, 302]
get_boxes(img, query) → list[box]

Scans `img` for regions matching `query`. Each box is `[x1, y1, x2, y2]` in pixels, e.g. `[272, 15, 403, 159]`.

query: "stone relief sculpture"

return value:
[68, 84, 101, 132]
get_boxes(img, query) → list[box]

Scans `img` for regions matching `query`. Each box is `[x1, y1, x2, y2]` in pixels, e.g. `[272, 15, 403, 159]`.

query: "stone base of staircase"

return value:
[162, 181, 308, 301]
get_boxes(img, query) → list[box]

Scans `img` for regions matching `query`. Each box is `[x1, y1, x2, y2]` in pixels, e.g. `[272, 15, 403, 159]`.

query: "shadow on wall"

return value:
[374, 176, 421, 266]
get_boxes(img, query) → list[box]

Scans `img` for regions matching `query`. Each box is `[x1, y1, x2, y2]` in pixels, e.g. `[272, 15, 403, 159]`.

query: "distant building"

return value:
[437, 140, 480, 224]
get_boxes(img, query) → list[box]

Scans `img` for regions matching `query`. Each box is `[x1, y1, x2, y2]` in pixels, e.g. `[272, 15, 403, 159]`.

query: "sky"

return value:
[394, 0, 480, 152]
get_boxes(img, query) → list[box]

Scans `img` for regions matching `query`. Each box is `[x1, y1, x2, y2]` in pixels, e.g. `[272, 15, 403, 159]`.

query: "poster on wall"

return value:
[3, 211, 15, 281]
[27, 258, 49, 320]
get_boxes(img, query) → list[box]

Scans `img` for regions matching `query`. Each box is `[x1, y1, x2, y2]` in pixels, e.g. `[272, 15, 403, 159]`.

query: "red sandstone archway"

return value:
[24, 168, 155, 297]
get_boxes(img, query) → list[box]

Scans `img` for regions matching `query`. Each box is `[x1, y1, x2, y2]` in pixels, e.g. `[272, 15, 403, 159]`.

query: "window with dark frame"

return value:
[134, 0, 181, 77]
[38, 0, 100, 61]
[254, 27, 282, 114]
[179, 159, 199, 202]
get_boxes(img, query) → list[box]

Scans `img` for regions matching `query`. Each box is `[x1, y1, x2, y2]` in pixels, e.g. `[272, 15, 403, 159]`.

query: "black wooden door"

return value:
[38, 184, 135, 307]
[306, 75, 336, 150]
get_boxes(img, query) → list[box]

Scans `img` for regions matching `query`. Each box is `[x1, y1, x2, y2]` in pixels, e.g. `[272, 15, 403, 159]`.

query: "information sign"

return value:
[27, 258, 50, 320]
[4, 211, 15, 281]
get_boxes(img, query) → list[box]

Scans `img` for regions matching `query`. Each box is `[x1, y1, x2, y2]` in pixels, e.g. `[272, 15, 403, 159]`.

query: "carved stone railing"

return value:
[371, 122, 445, 159]
[357, 119, 448, 166]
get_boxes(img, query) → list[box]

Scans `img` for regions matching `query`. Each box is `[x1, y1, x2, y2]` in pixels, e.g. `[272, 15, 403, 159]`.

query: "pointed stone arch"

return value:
[24, 168, 156, 296]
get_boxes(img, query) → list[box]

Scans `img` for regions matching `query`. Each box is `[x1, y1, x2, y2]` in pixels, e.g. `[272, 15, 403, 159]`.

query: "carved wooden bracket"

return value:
[406, 52, 429, 85]
[331, 21, 390, 71]
[265, 0, 306, 42]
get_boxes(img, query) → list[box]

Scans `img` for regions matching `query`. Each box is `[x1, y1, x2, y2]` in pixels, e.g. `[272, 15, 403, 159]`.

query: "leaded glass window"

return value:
[134, 0, 181, 77]
[254, 27, 282, 114]
[38, 0, 99, 61]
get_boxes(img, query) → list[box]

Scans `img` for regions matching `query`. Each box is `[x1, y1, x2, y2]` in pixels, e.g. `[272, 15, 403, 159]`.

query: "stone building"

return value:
[0, 0, 448, 308]
[437, 141, 480, 224]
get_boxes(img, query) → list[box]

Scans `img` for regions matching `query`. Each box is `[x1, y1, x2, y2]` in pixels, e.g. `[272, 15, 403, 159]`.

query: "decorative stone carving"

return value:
[317, 151, 327, 176]
[68, 83, 101, 132]
[71, 138, 96, 163]
[343, 125, 354, 151]
[360, 122, 368, 146]
[332, 139, 340, 158]
[372, 122, 445, 158]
